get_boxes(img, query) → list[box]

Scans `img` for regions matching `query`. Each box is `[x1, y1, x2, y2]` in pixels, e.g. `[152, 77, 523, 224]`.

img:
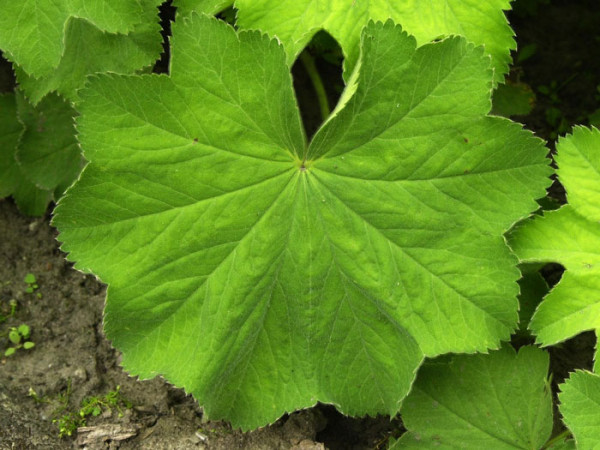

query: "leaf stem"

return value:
[300, 51, 330, 122]
[541, 430, 572, 449]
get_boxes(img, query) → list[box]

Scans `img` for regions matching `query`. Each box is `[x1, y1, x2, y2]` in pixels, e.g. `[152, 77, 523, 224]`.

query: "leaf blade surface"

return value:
[54, 16, 551, 428]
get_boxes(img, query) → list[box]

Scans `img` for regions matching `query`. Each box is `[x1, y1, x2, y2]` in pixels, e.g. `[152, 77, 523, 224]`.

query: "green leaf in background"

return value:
[589, 108, 600, 129]
[513, 264, 549, 341]
[9, 182, 54, 217]
[0, 93, 22, 198]
[0, 91, 82, 216]
[492, 81, 536, 118]
[557, 127, 600, 221]
[173, 0, 233, 16]
[393, 346, 553, 449]
[0, 92, 52, 215]
[559, 370, 600, 449]
[15, 0, 163, 104]
[509, 127, 600, 346]
[0, 1, 145, 78]
[53, 16, 550, 429]
[235, 0, 515, 84]
[15, 91, 82, 192]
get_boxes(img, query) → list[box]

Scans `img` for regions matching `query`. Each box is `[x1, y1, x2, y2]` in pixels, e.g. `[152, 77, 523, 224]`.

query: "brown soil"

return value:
[0, 200, 399, 450]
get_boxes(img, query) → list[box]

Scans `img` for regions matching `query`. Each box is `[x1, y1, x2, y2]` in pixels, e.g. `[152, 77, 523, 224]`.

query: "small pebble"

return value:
[194, 431, 208, 443]
[73, 367, 87, 381]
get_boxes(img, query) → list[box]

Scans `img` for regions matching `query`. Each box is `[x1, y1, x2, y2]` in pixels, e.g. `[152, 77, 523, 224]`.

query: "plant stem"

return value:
[542, 430, 572, 449]
[300, 51, 330, 122]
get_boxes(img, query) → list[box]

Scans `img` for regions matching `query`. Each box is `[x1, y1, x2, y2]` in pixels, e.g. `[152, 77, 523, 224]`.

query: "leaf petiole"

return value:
[541, 430, 572, 449]
[299, 51, 330, 122]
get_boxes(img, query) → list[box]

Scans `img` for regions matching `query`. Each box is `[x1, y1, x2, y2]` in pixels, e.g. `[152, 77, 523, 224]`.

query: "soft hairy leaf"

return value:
[509, 127, 600, 346]
[0, 0, 145, 78]
[14, 0, 163, 104]
[0, 92, 53, 215]
[559, 370, 600, 449]
[393, 346, 553, 449]
[15, 91, 82, 191]
[235, 0, 515, 84]
[53, 15, 550, 429]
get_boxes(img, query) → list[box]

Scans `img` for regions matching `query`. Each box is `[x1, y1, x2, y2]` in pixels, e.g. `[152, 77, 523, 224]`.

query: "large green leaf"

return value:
[14, 0, 163, 104]
[53, 15, 550, 429]
[235, 0, 514, 84]
[559, 370, 600, 449]
[392, 346, 553, 449]
[509, 127, 600, 346]
[0, 0, 146, 78]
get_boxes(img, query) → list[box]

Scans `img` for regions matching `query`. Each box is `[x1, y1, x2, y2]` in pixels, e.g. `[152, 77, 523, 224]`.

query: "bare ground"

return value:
[0, 200, 399, 450]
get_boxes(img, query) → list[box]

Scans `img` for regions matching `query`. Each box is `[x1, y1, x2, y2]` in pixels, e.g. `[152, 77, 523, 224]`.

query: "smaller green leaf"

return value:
[4, 347, 16, 357]
[0, 91, 69, 215]
[0, 92, 23, 198]
[559, 370, 600, 449]
[589, 109, 600, 129]
[492, 81, 535, 117]
[509, 127, 600, 346]
[395, 346, 553, 449]
[15, 91, 82, 191]
[12, 183, 54, 217]
[23, 273, 36, 284]
[17, 324, 30, 339]
[8, 329, 21, 345]
[556, 126, 600, 221]
[0, 0, 146, 77]
[516, 43, 538, 63]
[23, 341, 35, 350]
[517, 265, 549, 334]
[15, 0, 163, 104]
